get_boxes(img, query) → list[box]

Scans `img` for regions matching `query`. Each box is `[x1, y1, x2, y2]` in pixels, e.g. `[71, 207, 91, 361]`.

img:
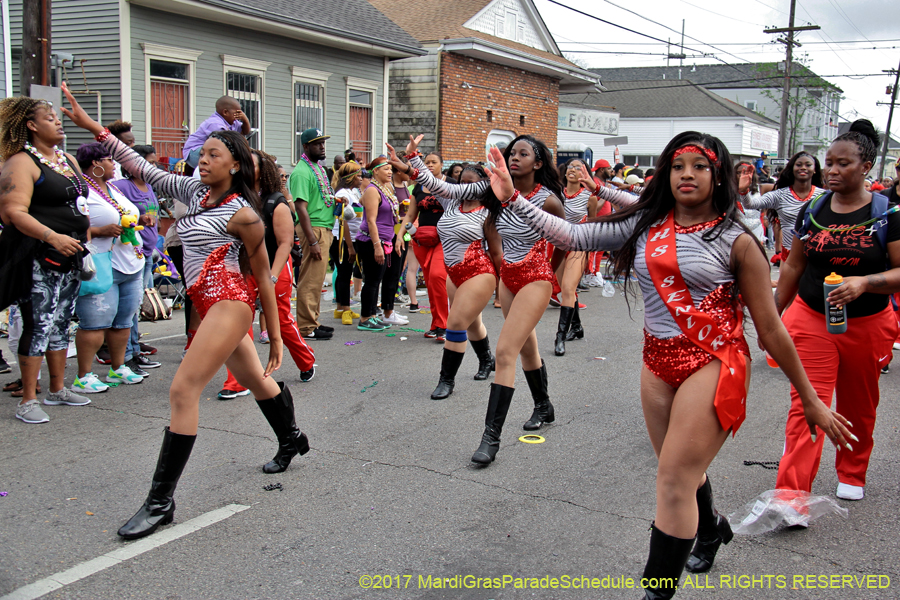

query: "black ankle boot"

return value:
[471, 383, 514, 465]
[431, 349, 466, 399]
[118, 427, 196, 540]
[641, 523, 695, 599]
[685, 476, 733, 573]
[523, 360, 554, 430]
[256, 382, 310, 474]
[566, 305, 584, 341]
[554, 306, 575, 356]
[470, 335, 495, 381]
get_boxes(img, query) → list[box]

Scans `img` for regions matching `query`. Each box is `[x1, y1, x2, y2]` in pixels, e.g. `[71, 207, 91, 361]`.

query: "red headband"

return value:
[673, 144, 718, 164]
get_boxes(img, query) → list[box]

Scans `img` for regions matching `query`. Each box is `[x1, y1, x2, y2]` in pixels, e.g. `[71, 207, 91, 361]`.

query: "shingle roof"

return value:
[194, 0, 423, 54]
[574, 80, 778, 125]
[367, 0, 579, 69]
[590, 62, 841, 93]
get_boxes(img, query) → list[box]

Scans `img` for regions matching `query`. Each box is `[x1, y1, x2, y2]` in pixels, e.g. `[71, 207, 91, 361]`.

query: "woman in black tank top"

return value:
[0, 96, 92, 424]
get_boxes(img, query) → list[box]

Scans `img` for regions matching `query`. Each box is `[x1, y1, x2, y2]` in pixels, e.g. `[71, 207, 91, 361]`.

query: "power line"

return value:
[557, 39, 900, 46]
[675, 0, 766, 27]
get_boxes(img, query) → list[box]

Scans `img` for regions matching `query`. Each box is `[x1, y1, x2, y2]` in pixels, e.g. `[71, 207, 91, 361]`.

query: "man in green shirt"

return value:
[289, 128, 337, 340]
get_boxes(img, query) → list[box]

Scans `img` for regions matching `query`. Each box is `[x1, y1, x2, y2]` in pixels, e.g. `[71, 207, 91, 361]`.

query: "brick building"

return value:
[369, 0, 600, 163]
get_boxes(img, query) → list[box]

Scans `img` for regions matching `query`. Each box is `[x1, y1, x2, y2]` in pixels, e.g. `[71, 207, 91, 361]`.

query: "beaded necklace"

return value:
[24, 141, 84, 196]
[85, 177, 144, 258]
[301, 154, 336, 208]
[373, 180, 400, 223]
[563, 186, 585, 199]
[524, 184, 543, 200]
[199, 189, 241, 209]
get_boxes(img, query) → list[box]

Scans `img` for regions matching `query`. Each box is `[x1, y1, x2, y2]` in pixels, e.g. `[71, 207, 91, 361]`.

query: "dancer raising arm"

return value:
[61, 83, 310, 540]
[484, 133, 854, 599]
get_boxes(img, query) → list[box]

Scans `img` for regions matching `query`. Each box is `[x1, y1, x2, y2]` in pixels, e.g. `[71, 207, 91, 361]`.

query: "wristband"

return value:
[309, 239, 319, 247]
[405, 151, 422, 160]
[95, 128, 112, 143]
[500, 190, 520, 208]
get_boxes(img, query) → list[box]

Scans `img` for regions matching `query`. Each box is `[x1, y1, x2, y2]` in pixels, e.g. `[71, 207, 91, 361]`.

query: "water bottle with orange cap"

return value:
[823, 272, 847, 334]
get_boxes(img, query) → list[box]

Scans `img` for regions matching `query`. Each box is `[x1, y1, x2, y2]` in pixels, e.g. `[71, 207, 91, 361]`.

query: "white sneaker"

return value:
[44, 388, 91, 406]
[382, 312, 409, 325]
[106, 365, 144, 385]
[836, 483, 864, 501]
[893, 342, 900, 351]
[72, 372, 110, 394]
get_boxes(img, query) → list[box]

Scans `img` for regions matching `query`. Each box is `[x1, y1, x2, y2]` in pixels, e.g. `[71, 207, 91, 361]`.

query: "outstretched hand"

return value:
[738, 168, 752, 195]
[59, 82, 105, 136]
[578, 164, 598, 192]
[405, 134, 424, 156]
[484, 147, 514, 201]
[384, 143, 407, 173]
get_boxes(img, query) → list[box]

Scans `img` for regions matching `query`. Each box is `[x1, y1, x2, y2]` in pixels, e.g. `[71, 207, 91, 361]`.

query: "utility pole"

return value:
[876, 59, 900, 180]
[20, 0, 50, 95]
[765, 0, 819, 158]
[667, 22, 687, 76]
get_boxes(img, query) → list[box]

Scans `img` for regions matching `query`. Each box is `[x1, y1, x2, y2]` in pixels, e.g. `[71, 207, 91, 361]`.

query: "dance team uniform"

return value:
[409, 156, 495, 287]
[563, 188, 591, 224]
[508, 196, 752, 434]
[99, 132, 256, 318]
[408, 160, 554, 295]
[741, 186, 824, 254]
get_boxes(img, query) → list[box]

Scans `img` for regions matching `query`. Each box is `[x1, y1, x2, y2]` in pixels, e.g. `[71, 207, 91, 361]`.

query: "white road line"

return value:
[0, 503, 250, 600]
[140, 333, 185, 343]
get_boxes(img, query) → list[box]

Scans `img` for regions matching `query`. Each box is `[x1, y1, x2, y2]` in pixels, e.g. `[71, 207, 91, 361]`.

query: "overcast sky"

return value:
[535, 0, 899, 142]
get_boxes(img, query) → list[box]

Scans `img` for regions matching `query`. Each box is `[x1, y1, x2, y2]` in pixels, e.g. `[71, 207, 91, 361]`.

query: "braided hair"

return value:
[0, 97, 53, 160]
[833, 119, 880, 165]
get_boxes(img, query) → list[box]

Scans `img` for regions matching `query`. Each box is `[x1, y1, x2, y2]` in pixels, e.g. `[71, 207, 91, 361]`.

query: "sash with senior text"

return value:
[644, 210, 747, 434]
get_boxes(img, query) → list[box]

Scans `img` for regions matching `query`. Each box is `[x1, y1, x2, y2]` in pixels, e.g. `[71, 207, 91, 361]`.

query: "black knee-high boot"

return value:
[470, 335, 495, 381]
[641, 523, 696, 599]
[523, 359, 555, 430]
[256, 382, 310, 473]
[471, 383, 514, 465]
[566, 305, 584, 341]
[685, 476, 733, 573]
[118, 427, 196, 540]
[431, 348, 466, 399]
[555, 306, 575, 356]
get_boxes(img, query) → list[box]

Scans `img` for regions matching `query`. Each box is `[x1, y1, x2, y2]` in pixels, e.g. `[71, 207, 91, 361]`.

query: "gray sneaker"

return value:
[44, 388, 91, 406]
[16, 400, 50, 423]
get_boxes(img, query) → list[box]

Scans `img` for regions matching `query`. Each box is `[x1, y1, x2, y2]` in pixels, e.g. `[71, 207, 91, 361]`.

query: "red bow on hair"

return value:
[674, 144, 718, 165]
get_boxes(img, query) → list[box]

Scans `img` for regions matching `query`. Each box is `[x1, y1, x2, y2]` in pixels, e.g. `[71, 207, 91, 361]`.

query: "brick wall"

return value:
[437, 52, 559, 163]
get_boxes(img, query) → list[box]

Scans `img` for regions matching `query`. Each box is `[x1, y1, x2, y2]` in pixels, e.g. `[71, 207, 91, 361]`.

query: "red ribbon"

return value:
[645, 210, 747, 434]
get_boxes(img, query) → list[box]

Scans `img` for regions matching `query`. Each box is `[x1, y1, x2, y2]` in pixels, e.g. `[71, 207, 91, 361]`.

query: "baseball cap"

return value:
[593, 159, 611, 170]
[301, 128, 330, 145]
[613, 163, 626, 171]
[625, 174, 644, 185]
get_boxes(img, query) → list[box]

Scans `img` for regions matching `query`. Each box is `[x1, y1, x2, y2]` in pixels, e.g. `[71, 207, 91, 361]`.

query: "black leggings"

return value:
[354, 239, 386, 319]
[381, 238, 407, 312]
[329, 236, 355, 307]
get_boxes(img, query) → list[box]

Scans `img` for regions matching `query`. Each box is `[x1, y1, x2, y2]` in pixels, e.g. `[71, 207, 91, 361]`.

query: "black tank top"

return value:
[262, 192, 291, 268]
[25, 151, 90, 241]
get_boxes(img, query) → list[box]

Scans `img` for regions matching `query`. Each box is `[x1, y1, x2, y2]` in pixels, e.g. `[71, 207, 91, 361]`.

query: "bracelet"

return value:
[95, 128, 111, 143]
[404, 151, 422, 160]
[309, 239, 319, 247]
[409, 168, 419, 180]
[500, 190, 520, 208]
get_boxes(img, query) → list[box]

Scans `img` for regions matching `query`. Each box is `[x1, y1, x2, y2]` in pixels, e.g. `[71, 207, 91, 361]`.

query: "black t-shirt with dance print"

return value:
[795, 194, 900, 318]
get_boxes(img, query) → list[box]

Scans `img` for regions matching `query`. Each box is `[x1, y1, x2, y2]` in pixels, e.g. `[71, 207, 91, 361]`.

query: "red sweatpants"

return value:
[412, 242, 448, 331]
[776, 296, 896, 490]
[223, 258, 315, 392]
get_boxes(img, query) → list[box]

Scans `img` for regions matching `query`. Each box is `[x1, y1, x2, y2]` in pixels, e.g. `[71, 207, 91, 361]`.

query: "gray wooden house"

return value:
[6, 0, 423, 168]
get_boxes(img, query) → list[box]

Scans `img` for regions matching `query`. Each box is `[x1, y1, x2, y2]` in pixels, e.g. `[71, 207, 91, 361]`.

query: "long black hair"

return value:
[484, 134, 563, 223]
[774, 151, 823, 190]
[590, 131, 761, 293]
[207, 130, 262, 216]
[559, 157, 587, 189]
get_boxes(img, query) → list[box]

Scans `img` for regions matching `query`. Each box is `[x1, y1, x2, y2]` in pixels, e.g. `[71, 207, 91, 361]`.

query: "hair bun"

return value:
[849, 119, 880, 149]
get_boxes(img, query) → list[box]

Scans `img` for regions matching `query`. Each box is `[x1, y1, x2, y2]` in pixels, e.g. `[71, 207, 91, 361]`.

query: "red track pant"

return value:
[412, 242, 448, 331]
[223, 258, 315, 392]
[776, 296, 896, 490]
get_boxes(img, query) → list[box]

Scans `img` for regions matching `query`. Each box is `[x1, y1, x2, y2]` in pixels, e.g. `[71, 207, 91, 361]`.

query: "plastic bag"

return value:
[728, 489, 848, 535]
[602, 279, 616, 298]
[80, 252, 96, 281]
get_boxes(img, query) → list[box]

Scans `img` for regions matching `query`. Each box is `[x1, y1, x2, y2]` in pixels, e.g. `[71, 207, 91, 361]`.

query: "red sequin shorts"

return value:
[447, 240, 497, 288]
[501, 239, 555, 294]
[187, 243, 257, 319]
[642, 284, 751, 388]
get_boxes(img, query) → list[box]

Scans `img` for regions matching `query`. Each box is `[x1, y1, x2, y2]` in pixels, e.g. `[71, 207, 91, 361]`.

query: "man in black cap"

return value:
[288, 128, 336, 340]
[611, 163, 627, 185]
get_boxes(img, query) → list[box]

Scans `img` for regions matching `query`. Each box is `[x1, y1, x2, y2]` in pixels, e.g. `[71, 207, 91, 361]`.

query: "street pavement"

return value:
[1, 281, 899, 600]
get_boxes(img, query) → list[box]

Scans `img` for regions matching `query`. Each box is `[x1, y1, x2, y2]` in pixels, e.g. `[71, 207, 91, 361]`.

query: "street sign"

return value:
[604, 136, 628, 147]
[770, 158, 789, 166]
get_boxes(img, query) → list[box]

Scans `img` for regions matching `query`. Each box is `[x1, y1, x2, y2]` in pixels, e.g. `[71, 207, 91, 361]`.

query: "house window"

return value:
[345, 77, 380, 165]
[745, 100, 758, 112]
[291, 67, 331, 164]
[221, 55, 270, 150]
[141, 43, 202, 164]
[495, 10, 520, 41]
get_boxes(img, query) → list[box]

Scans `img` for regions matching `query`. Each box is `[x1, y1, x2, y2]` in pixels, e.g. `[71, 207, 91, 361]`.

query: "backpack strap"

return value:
[870, 192, 890, 252]
[262, 192, 286, 227]
[794, 190, 831, 243]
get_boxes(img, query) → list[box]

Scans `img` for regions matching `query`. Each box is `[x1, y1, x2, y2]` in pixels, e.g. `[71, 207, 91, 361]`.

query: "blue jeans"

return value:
[127, 257, 153, 360]
[75, 267, 144, 333]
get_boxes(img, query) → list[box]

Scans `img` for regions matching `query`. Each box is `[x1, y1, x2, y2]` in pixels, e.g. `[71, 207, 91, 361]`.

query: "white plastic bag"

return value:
[602, 279, 616, 297]
[728, 489, 848, 535]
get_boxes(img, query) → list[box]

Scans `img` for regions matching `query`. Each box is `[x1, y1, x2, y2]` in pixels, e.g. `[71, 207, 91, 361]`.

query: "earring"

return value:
[230, 168, 238, 175]
[92, 166, 105, 178]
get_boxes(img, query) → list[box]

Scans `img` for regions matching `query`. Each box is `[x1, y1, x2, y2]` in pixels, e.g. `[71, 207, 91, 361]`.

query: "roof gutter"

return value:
[130, 0, 426, 58]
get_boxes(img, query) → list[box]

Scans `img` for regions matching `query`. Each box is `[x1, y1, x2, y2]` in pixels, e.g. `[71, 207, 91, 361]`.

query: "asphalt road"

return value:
[1, 281, 898, 600]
